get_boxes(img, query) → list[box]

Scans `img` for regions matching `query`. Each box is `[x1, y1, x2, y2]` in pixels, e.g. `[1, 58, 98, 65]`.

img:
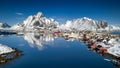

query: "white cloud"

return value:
[16, 12, 23, 15]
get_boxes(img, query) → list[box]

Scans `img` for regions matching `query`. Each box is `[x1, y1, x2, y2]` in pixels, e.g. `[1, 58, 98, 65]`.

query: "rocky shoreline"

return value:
[0, 44, 23, 65]
[53, 31, 120, 57]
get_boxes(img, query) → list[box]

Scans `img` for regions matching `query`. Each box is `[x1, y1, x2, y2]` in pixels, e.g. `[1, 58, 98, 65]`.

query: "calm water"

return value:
[0, 33, 117, 68]
[111, 32, 120, 34]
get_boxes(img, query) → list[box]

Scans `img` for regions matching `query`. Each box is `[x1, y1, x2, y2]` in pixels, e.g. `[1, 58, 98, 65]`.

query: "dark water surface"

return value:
[0, 34, 117, 68]
[111, 32, 120, 34]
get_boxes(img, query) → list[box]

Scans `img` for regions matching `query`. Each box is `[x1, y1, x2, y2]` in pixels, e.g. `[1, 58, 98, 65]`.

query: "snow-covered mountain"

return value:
[11, 12, 59, 31]
[109, 25, 120, 31]
[59, 17, 108, 31]
[59, 17, 120, 31]
[10, 12, 120, 32]
[0, 23, 11, 29]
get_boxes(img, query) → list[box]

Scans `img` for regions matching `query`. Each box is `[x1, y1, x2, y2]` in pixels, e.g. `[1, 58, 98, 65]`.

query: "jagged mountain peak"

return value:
[36, 12, 43, 18]
[82, 17, 92, 21]
[11, 12, 59, 31]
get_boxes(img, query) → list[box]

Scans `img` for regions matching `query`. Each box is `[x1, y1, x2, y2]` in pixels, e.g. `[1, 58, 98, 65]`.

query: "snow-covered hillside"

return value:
[11, 12, 59, 31]
[59, 17, 108, 31]
[109, 25, 120, 31]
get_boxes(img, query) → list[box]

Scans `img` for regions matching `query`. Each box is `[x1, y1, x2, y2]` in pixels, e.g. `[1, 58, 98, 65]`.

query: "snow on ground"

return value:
[107, 41, 120, 57]
[0, 44, 14, 55]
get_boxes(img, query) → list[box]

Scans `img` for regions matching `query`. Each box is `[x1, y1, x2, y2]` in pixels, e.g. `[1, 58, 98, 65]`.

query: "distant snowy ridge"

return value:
[59, 17, 108, 31]
[11, 12, 59, 31]
[109, 25, 120, 31]
[0, 23, 11, 29]
[5, 12, 120, 32]
[59, 17, 120, 31]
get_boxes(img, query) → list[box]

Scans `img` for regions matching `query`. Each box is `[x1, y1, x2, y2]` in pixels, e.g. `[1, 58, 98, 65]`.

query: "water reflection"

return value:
[0, 35, 23, 65]
[22, 32, 120, 68]
[23, 33, 54, 50]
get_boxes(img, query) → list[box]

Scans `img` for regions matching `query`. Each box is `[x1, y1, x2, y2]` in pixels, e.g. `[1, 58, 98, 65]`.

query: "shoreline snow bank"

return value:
[0, 44, 14, 55]
[107, 42, 120, 57]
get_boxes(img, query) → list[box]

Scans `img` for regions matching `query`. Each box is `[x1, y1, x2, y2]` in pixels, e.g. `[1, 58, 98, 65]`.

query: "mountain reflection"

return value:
[22, 32, 120, 67]
[23, 33, 55, 50]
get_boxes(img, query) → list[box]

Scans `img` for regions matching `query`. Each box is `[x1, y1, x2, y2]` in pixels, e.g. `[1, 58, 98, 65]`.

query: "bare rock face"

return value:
[100, 20, 108, 28]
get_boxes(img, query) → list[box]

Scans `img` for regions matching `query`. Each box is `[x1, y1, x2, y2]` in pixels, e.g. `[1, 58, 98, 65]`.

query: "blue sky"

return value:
[0, 0, 120, 25]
